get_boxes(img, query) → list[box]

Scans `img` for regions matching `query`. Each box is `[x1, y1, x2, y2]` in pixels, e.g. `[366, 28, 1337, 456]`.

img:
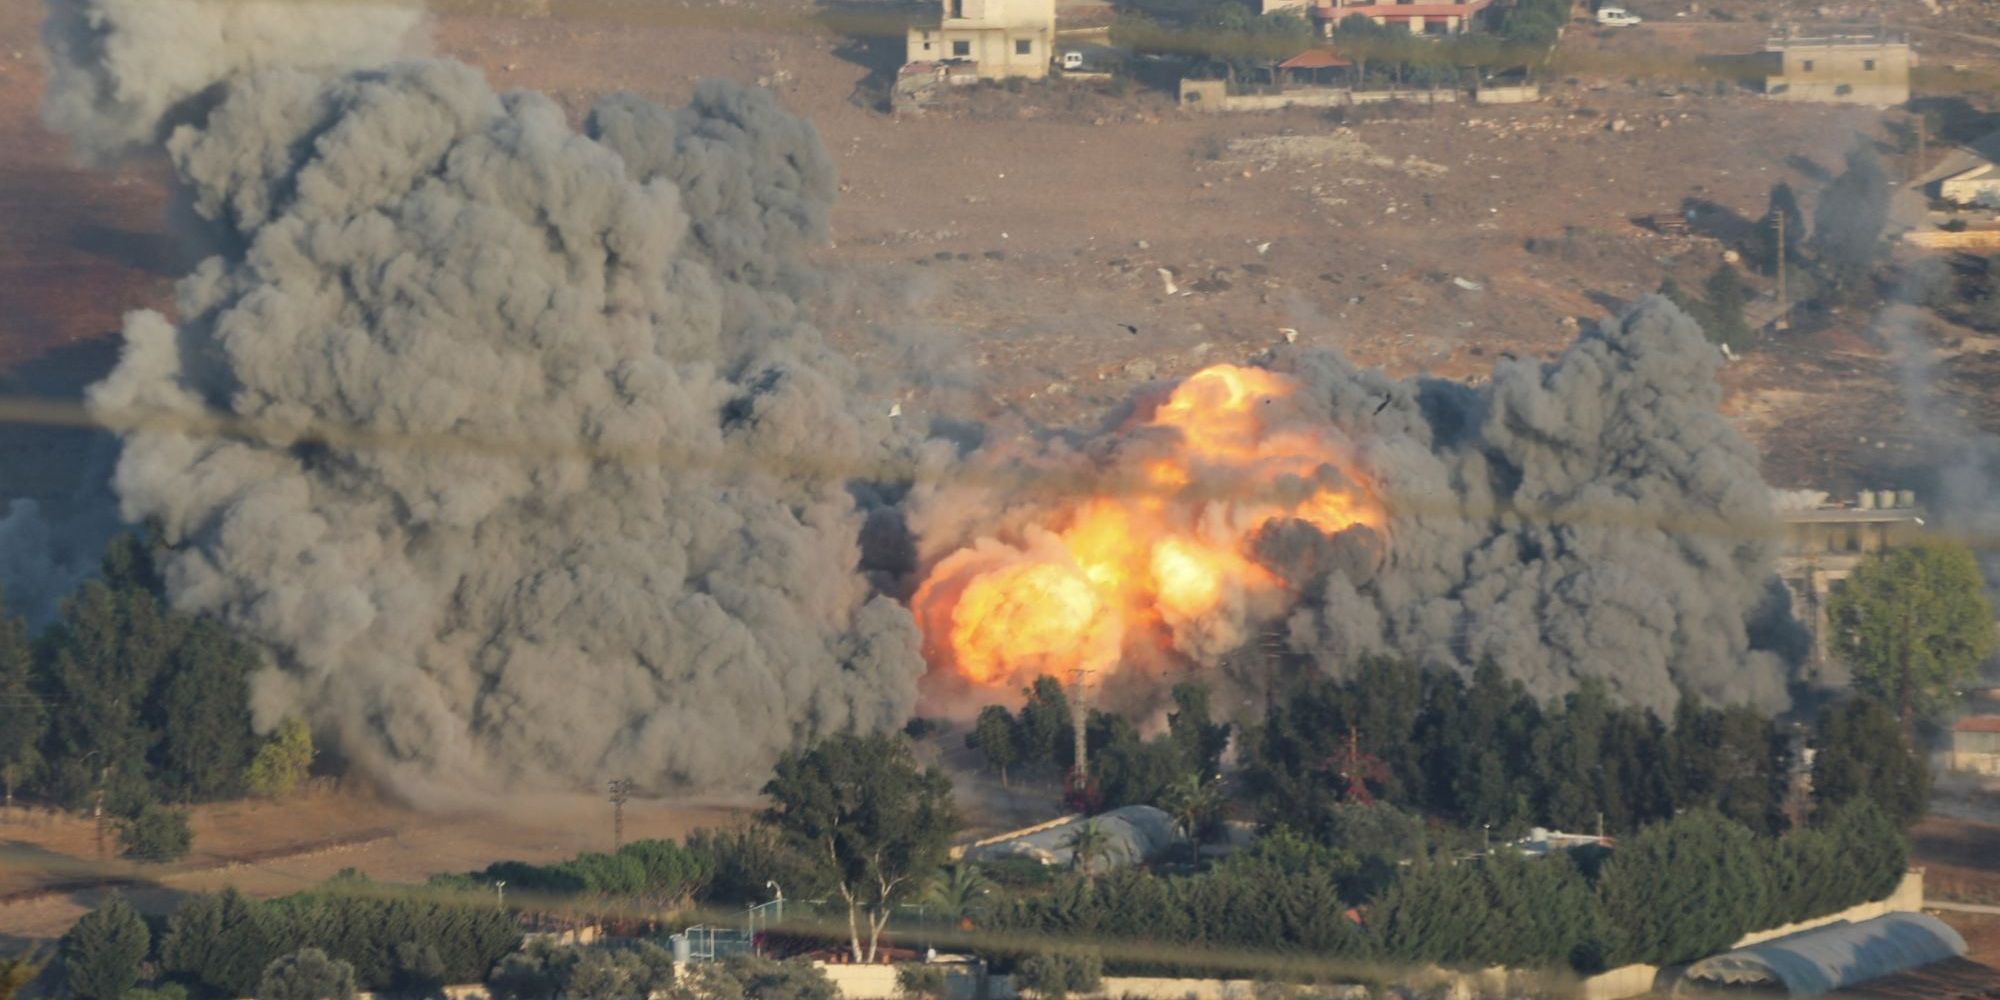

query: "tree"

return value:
[1014, 950, 1102, 1000]
[1812, 698, 1929, 825]
[150, 618, 260, 802]
[1167, 682, 1231, 778]
[919, 863, 996, 925]
[1015, 677, 1073, 777]
[258, 948, 357, 1000]
[0, 948, 42, 1000]
[1810, 143, 1891, 301]
[488, 941, 673, 1000]
[40, 577, 178, 811]
[159, 888, 277, 998]
[119, 801, 194, 862]
[1705, 263, 1751, 348]
[966, 706, 1019, 787]
[763, 733, 959, 963]
[1596, 810, 1772, 966]
[896, 964, 947, 1000]
[60, 897, 150, 1000]
[246, 717, 316, 797]
[0, 599, 42, 809]
[1162, 773, 1222, 865]
[1060, 820, 1114, 879]
[1827, 541, 1996, 726]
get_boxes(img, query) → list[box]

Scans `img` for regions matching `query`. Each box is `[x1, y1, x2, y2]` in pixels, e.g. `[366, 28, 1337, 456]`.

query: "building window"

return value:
[1801, 59, 1814, 71]
[1016, 38, 1032, 55]
[923, 41, 932, 50]
[1864, 58, 1876, 70]
[953, 39, 970, 56]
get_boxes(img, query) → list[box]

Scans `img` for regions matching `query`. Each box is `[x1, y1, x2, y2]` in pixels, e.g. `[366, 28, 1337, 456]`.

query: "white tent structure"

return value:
[1681, 913, 1967, 997]
[961, 805, 1179, 869]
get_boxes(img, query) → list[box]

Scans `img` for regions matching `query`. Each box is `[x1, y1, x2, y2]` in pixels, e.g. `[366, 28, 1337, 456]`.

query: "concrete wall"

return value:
[1474, 85, 1539, 104]
[1178, 81, 1461, 111]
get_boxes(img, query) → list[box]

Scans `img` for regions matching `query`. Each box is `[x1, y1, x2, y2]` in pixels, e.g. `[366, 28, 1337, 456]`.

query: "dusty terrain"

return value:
[0, 786, 745, 946]
[4, 0, 2000, 953]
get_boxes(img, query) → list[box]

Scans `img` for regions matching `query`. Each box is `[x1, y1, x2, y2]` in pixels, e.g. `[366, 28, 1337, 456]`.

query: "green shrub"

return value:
[258, 948, 357, 1000]
[118, 802, 194, 863]
[1016, 949, 1103, 999]
[897, 963, 948, 999]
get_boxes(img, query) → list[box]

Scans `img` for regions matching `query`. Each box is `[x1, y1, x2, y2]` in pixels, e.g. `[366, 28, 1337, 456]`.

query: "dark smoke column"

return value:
[83, 61, 925, 799]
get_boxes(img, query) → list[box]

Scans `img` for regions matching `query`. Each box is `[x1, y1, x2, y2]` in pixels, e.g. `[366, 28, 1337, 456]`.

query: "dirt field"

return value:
[0, 786, 745, 946]
[4, 0, 2000, 953]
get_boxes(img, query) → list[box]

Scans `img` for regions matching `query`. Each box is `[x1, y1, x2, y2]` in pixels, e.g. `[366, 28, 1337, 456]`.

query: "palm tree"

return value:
[1061, 820, 1114, 880]
[919, 863, 996, 926]
[1163, 774, 1223, 867]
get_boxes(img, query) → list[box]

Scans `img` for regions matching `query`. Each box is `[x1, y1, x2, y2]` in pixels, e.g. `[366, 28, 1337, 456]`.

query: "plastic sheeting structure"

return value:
[1681, 912, 1968, 997]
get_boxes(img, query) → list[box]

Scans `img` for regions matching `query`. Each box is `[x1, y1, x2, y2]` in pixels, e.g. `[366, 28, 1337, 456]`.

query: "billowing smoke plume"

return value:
[72, 50, 925, 794]
[915, 298, 1797, 714]
[40, 0, 425, 163]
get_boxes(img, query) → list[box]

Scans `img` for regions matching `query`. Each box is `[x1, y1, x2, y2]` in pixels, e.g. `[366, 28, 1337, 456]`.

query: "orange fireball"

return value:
[914, 364, 1383, 694]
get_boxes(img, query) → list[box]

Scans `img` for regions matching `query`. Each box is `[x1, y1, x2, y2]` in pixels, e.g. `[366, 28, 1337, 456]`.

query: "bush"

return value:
[679, 955, 836, 1000]
[119, 802, 194, 863]
[1596, 810, 1771, 966]
[259, 948, 357, 1000]
[488, 940, 674, 1000]
[896, 963, 948, 999]
[59, 897, 149, 1000]
[1016, 950, 1103, 999]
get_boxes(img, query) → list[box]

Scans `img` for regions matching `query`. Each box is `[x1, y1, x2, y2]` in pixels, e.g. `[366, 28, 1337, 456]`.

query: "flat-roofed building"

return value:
[1762, 27, 1911, 107]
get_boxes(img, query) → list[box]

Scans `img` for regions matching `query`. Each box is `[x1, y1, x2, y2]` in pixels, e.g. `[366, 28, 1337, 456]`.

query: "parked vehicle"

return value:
[1596, 6, 1642, 25]
[1059, 50, 1085, 71]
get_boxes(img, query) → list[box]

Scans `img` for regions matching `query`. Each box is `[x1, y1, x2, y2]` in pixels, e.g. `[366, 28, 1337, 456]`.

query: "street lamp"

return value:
[494, 880, 506, 908]
[1482, 823, 1491, 855]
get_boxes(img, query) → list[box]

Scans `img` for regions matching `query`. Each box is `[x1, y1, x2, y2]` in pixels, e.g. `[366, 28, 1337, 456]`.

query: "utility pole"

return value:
[93, 765, 107, 859]
[607, 778, 632, 851]
[1067, 669, 1089, 792]
[1774, 211, 1789, 332]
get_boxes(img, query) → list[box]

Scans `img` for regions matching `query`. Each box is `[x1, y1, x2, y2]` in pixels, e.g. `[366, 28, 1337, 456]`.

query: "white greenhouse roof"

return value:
[1683, 913, 1967, 997]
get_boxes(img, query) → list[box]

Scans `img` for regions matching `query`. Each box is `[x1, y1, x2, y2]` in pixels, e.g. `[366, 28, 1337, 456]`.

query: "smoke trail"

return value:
[916, 296, 1800, 714]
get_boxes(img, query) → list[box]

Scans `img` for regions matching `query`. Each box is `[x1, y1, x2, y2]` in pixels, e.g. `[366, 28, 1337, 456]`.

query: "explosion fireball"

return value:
[912, 364, 1383, 694]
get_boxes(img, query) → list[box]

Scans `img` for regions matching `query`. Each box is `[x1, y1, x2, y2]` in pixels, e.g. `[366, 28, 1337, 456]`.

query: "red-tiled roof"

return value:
[1955, 715, 2000, 733]
[1280, 49, 1352, 69]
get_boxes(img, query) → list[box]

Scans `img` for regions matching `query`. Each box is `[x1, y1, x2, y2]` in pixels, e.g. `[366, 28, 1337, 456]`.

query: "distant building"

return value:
[1772, 488, 1926, 667]
[906, 0, 1056, 82]
[1940, 159, 2000, 209]
[1261, 0, 1493, 37]
[958, 805, 1178, 869]
[1760, 27, 1911, 107]
[1949, 716, 2000, 777]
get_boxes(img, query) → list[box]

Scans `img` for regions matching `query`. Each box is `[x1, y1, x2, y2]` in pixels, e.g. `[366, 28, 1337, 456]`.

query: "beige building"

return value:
[1761, 28, 1911, 107]
[1950, 716, 2000, 777]
[906, 0, 1056, 81]
[1773, 489, 1926, 667]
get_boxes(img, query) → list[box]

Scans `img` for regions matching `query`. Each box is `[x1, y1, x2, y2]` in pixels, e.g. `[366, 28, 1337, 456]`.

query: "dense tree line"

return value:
[155, 880, 520, 997]
[0, 536, 299, 832]
[985, 798, 1907, 975]
[964, 679, 1229, 810]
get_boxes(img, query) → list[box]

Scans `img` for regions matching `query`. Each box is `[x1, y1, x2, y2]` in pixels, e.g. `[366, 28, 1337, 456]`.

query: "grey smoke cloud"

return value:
[40, 0, 426, 164]
[83, 59, 926, 797]
[1279, 296, 1791, 711]
[915, 297, 1797, 715]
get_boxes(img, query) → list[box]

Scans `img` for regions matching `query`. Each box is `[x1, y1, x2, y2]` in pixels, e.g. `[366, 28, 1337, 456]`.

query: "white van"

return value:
[1059, 51, 1085, 71]
[1596, 6, 1642, 25]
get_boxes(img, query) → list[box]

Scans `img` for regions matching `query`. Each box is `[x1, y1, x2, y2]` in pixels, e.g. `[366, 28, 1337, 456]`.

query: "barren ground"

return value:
[4, 0, 2000, 955]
